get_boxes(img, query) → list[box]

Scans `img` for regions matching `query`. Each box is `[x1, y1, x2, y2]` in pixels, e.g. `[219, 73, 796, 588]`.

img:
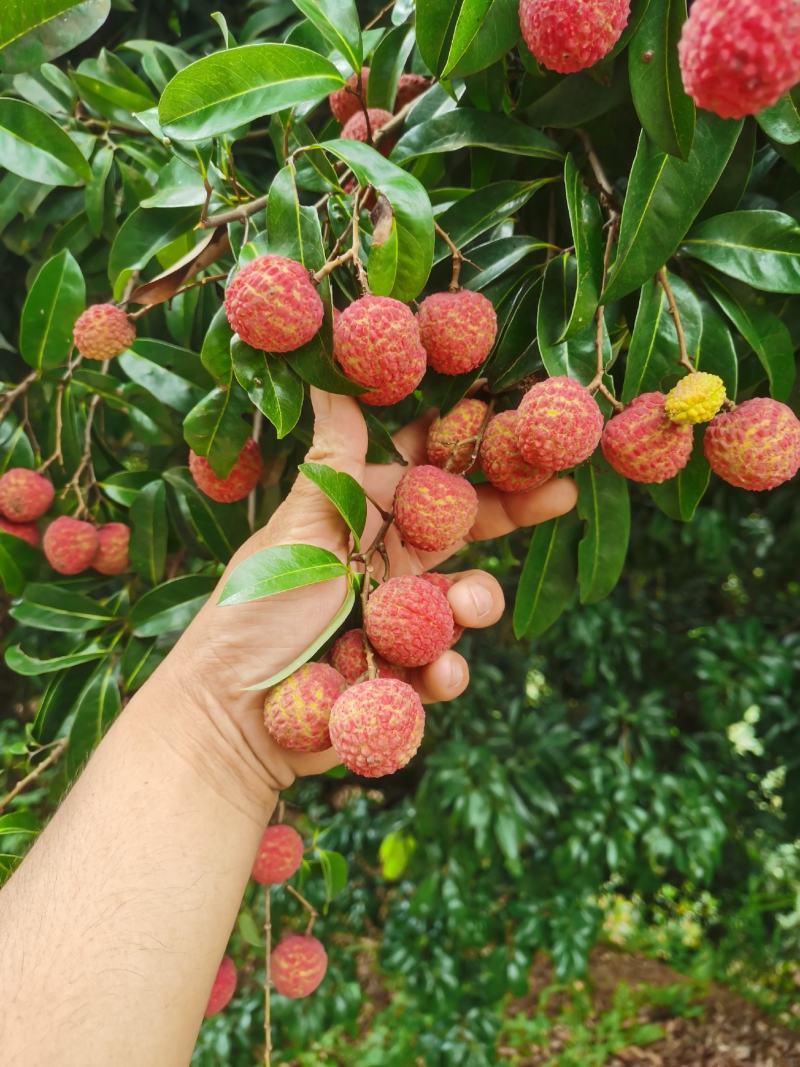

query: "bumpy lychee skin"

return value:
[426, 399, 488, 474]
[329, 629, 407, 684]
[271, 935, 328, 999]
[43, 516, 99, 575]
[329, 678, 425, 777]
[0, 468, 54, 522]
[665, 372, 727, 425]
[421, 572, 464, 644]
[252, 824, 304, 886]
[704, 398, 800, 491]
[329, 67, 369, 123]
[263, 662, 346, 753]
[679, 0, 800, 120]
[395, 73, 432, 110]
[418, 290, 498, 376]
[365, 575, 454, 668]
[334, 295, 426, 406]
[479, 410, 553, 493]
[519, 0, 631, 74]
[73, 303, 135, 361]
[341, 107, 395, 156]
[517, 376, 604, 471]
[601, 392, 694, 484]
[204, 956, 237, 1018]
[224, 255, 324, 353]
[393, 465, 479, 552]
[93, 523, 130, 576]
[0, 517, 40, 547]
[189, 439, 263, 503]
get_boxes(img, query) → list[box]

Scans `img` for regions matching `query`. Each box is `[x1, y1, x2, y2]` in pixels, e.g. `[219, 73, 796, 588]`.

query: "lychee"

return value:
[73, 303, 135, 361]
[393, 465, 479, 552]
[479, 410, 553, 492]
[0, 517, 40, 547]
[43, 516, 99, 575]
[519, 0, 631, 74]
[329, 677, 425, 777]
[426, 399, 488, 474]
[252, 824, 304, 886]
[418, 290, 498, 376]
[364, 575, 454, 667]
[329, 67, 369, 123]
[224, 255, 324, 354]
[665, 372, 727, 425]
[329, 629, 407, 684]
[334, 295, 426, 406]
[0, 468, 54, 522]
[601, 392, 694, 483]
[704, 397, 800, 491]
[395, 73, 432, 111]
[204, 956, 237, 1018]
[271, 935, 328, 999]
[679, 0, 800, 119]
[341, 108, 395, 155]
[263, 662, 346, 753]
[421, 572, 464, 644]
[516, 376, 603, 471]
[93, 523, 130, 576]
[189, 439, 263, 503]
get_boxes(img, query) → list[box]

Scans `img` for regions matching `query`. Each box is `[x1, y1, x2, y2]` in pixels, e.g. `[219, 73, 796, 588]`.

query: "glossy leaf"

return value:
[10, 584, 117, 632]
[561, 155, 604, 339]
[0, 1, 111, 73]
[298, 463, 367, 548]
[682, 210, 800, 294]
[19, 249, 85, 370]
[648, 434, 711, 522]
[219, 544, 347, 607]
[433, 180, 556, 265]
[538, 255, 612, 386]
[290, 0, 361, 72]
[6, 644, 107, 675]
[368, 24, 415, 110]
[0, 99, 91, 185]
[392, 108, 561, 164]
[622, 272, 702, 401]
[513, 513, 579, 639]
[130, 479, 167, 586]
[575, 457, 631, 605]
[66, 661, 121, 776]
[130, 574, 217, 637]
[183, 387, 251, 477]
[163, 468, 249, 562]
[231, 340, 304, 439]
[32, 665, 92, 744]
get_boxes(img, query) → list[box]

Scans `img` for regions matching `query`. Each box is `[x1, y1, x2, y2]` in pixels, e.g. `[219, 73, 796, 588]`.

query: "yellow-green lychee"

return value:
[664, 372, 726, 425]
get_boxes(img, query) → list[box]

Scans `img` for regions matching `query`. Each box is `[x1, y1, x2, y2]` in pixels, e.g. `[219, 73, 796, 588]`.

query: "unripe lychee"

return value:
[704, 398, 800, 491]
[341, 108, 395, 155]
[329, 629, 408, 684]
[421, 572, 464, 644]
[519, 0, 631, 74]
[665, 372, 727, 425]
[517, 376, 603, 471]
[263, 662, 346, 753]
[393, 465, 479, 552]
[93, 522, 130, 576]
[418, 290, 498, 376]
[364, 575, 454, 667]
[479, 410, 553, 492]
[224, 255, 324, 353]
[271, 935, 328, 999]
[334, 295, 426, 406]
[426, 399, 488, 474]
[679, 0, 800, 120]
[601, 392, 694, 483]
[0, 468, 54, 522]
[43, 516, 99, 575]
[329, 67, 369, 123]
[395, 73, 432, 110]
[189, 439, 263, 503]
[252, 824, 304, 886]
[0, 517, 40, 547]
[73, 303, 135, 361]
[204, 956, 237, 1018]
[329, 678, 425, 777]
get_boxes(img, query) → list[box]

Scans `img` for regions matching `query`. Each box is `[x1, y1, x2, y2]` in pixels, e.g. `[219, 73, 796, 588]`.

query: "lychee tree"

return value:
[0, 0, 799, 1060]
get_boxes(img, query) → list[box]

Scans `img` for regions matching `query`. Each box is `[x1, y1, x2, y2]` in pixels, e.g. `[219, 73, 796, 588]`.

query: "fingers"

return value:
[391, 410, 437, 465]
[446, 570, 505, 629]
[412, 651, 470, 704]
[304, 388, 369, 480]
[288, 747, 342, 778]
[468, 476, 578, 542]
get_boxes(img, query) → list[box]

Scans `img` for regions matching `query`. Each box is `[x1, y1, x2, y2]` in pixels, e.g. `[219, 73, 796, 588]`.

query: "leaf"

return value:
[524, 66, 629, 129]
[183, 387, 251, 477]
[0, 811, 39, 836]
[442, 0, 519, 78]
[298, 463, 367, 548]
[648, 433, 710, 522]
[695, 298, 738, 398]
[622, 272, 702, 402]
[513, 513, 578, 639]
[85, 143, 113, 236]
[129, 479, 167, 585]
[391, 108, 561, 164]
[0, 1, 111, 73]
[367, 24, 415, 110]
[163, 468, 249, 561]
[756, 94, 800, 146]
[201, 306, 234, 384]
[158, 44, 344, 140]
[128, 226, 229, 308]
[32, 666, 93, 743]
[682, 210, 800, 294]
[10, 583, 117, 632]
[576, 457, 631, 605]
[118, 346, 205, 415]
[378, 832, 415, 881]
[433, 180, 556, 264]
[318, 848, 349, 900]
[290, 0, 362, 72]
[238, 911, 264, 948]
[538, 255, 612, 385]
[129, 574, 217, 637]
[66, 661, 121, 776]
[0, 98, 91, 185]
[108, 205, 199, 284]
[19, 249, 85, 370]
[415, 0, 464, 76]
[561, 155, 604, 339]
[5, 644, 107, 675]
[0, 533, 37, 596]
[219, 544, 347, 607]
[231, 340, 304, 439]
[98, 469, 160, 508]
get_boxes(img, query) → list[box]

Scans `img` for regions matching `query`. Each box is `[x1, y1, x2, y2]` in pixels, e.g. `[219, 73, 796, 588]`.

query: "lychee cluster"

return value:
[519, 0, 631, 74]
[224, 255, 323, 354]
[73, 303, 136, 361]
[189, 439, 263, 503]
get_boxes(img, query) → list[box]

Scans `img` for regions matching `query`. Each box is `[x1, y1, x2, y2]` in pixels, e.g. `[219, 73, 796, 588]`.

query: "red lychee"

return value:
[329, 628, 408, 684]
[204, 956, 237, 1018]
[601, 392, 694, 484]
[395, 73, 432, 111]
[393, 465, 479, 552]
[479, 410, 553, 492]
[224, 255, 323, 354]
[426, 399, 489, 474]
[519, 0, 631, 74]
[43, 516, 99, 575]
[93, 523, 130, 576]
[341, 108, 395, 155]
[418, 290, 498, 376]
[703, 397, 800, 491]
[334, 295, 426, 406]
[421, 572, 464, 644]
[517, 376, 603, 471]
[189, 439, 263, 504]
[271, 935, 328, 999]
[364, 575, 454, 668]
[73, 303, 135, 361]
[329, 677, 425, 777]
[0, 517, 40, 547]
[252, 824, 304, 886]
[0, 468, 54, 522]
[329, 67, 369, 123]
[263, 662, 346, 753]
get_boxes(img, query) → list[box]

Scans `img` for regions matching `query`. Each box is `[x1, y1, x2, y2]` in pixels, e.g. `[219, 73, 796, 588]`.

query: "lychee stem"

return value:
[443, 400, 495, 473]
[576, 128, 618, 213]
[285, 883, 318, 936]
[0, 369, 38, 423]
[351, 193, 371, 295]
[264, 886, 272, 1067]
[589, 218, 624, 412]
[351, 510, 395, 679]
[434, 221, 465, 291]
[657, 268, 695, 374]
[364, 0, 396, 29]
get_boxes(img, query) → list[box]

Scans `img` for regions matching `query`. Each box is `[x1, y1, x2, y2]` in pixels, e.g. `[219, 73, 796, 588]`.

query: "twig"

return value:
[372, 97, 417, 147]
[365, 0, 396, 29]
[61, 388, 103, 517]
[0, 370, 38, 422]
[351, 194, 370, 295]
[588, 218, 624, 411]
[312, 248, 354, 284]
[350, 509, 394, 679]
[264, 886, 272, 1067]
[285, 884, 318, 936]
[576, 128, 617, 209]
[658, 268, 695, 373]
[444, 401, 495, 472]
[200, 194, 268, 230]
[0, 739, 68, 812]
[39, 384, 66, 473]
[434, 222, 467, 291]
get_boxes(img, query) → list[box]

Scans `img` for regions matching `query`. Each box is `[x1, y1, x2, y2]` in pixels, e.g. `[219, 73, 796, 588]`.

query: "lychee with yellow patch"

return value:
[479, 410, 552, 492]
[365, 575, 455, 668]
[189, 439, 263, 503]
[393, 465, 478, 552]
[329, 677, 425, 777]
[43, 516, 99, 575]
[704, 397, 800, 491]
[263, 662, 346, 753]
[517, 376, 603, 471]
[418, 290, 498, 376]
[252, 824, 304, 886]
[224, 255, 323, 353]
[601, 392, 694, 483]
[334, 295, 426, 406]
[271, 935, 328, 999]
[426, 399, 488, 474]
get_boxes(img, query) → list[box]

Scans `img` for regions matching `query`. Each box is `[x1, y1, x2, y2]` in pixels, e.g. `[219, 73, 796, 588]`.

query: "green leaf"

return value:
[367, 24, 415, 110]
[648, 434, 710, 522]
[415, 0, 464, 76]
[391, 108, 561, 164]
[220, 544, 347, 607]
[682, 210, 800, 294]
[0, 99, 90, 185]
[32, 666, 92, 743]
[0, 811, 39, 836]
[622, 272, 702, 402]
[130, 574, 217, 638]
[318, 848, 349, 900]
[298, 463, 367, 548]
[201, 306, 234, 384]
[0, 531, 38, 597]
[85, 144, 114, 236]
[19, 249, 84, 371]
[108, 205, 199, 284]
[0, 2, 111, 73]
[5, 644, 107, 675]
[290, 0, 362, 72]
[442, 0, 519, 79]
[10, 583, 117, 632]
[695, 298, 738, 398]
[524, 66, 629, 129]
[756, 94, 800, 145]
[98, 470, 160, 508]
[378, 832, 415, 881]
[163, 468, 249, 561]
[433, 179, 555, 264]
[231, 340, 304, 439]
[561, 155, 604, 339]
[576, 457, 631, 605]
[158, 44, 344, 140]
[183, 387, 251, 477]
[238, 911, 264, 948]
[130, 479, 167, 586]
[66, 661, 121, 776]
[119, 346, 205, 414]
[513, 513, 578, 639]
[72, 50, 155, 121]
[538, 254, 611, 385]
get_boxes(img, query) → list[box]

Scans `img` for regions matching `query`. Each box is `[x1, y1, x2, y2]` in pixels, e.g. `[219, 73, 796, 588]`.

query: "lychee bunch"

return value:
[341, 108, 395, 155]
[679, 0, 800, 119]
[271, 935, 328, 998]
[426, 398, 488, 474]
[252, 824, 304, 886]
[704, 397, 800, 491]
[0, 468, 54, 522]
[479, 410, 552, 492]
[517, 377, 603, 471]
[204, 956, 237, 1018]
[421, 572, 464, 644]
[393, 465, 479, 552]
[263, 662, 346, 752]
[224, 255, 323, 353]
[418, 290, 498, 375]
[601, 392, 694, 483]
[189, 439, 263, 503]
[73, 303, 135, 361]
[395, 73, 432, 110]
[329, 67, 369, 123]
[329, 629, 407, 684]
[665, 372, 727, 425]
[334, 295, 426, 406]
[0, 518, 40, 547]
[329, 677, 425, 777]
[519, 0, 631, 74]
[93, 523, 130, 576]
[365, 575, 455, 668]
[43, 517, 99, 575]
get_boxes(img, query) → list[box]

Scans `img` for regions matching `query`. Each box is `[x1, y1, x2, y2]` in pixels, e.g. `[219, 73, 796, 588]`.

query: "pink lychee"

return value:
[517, 376, 603, 471]
[601, 392, 694, 484]
[395, 73, 432, 110]
[703, 397, 800, 491]
[393, 465, 479, 552]
[479, 410, 553, 492]
[73, 303, 135, 361]
[252, 824, 304, 886]
[426, 399, 489, 474]
[341, 108, 395, 155]
[364, 575, 454, 668]
[334, 295, 426, 406]
[271, 935, 328, 999]
[0, 517, 40, 547]
[519, 0, 631, 74]
[204, 956, 237, 1018]
[418, 290, 498, 376]
[329, 629, 408, 684]
[421, 572, 464, 644]
[93, 522, 130, 576]
[189, 439, 263, 504]
[0, 468, 54, 522]
[263, 662, 346, 753]
[43, 516, 99, 575]
[224, 255, 323, 353]
[329, 67, 369, 123]
[329, 677, 425, 777]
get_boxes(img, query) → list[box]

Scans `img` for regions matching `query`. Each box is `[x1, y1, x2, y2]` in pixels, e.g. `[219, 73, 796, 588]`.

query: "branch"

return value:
[657, 267, 695, 373]
[264, 886, 272, 1067]
[588, 217, 624, 411]
[200, 194, 268, 230]
[285, 883, 319, 936]
[576, 128, 617, 210]
[0, 370, 38, 422]
[434, 222, 467, 291]
[0, 739, 68, 812]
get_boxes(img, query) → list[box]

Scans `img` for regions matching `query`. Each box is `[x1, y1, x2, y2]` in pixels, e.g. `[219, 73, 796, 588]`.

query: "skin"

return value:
[0, 390, 576, 1067]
